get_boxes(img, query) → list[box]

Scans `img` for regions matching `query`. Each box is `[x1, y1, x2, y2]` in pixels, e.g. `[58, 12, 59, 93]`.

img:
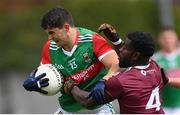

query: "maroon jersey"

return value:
[105, 60, 164, 114]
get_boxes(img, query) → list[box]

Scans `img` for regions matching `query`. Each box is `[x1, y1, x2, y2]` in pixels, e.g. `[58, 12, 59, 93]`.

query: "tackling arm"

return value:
[70, 86, 114, 108]
[63, 79, 109, 107]
[64, 74, 122, 108]
[71, 86, 97, 108]
[161, 68, 180, 88]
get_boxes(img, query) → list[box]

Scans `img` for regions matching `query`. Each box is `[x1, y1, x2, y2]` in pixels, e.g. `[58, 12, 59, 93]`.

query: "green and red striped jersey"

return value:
[41, 27, 115, 112]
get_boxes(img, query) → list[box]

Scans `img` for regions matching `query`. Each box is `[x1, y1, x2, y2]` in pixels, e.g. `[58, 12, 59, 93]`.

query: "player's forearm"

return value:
[103, 63, 120, 80]
[168, 77, 180, 88]
[101, 50, 120, 80]
[71, 86, 97, 108]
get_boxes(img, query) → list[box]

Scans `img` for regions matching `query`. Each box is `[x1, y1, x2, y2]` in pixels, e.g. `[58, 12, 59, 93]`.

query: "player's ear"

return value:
[64, 23, 70, 32]
[132, 52, 140, 61]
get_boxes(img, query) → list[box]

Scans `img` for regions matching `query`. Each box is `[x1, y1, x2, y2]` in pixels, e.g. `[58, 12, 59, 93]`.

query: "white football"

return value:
[35, 64, 63, 96]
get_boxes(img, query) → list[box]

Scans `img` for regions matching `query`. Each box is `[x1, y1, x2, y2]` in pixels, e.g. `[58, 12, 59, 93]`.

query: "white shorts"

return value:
[54, 102, 115, 114]
[163, 107, 180, 114]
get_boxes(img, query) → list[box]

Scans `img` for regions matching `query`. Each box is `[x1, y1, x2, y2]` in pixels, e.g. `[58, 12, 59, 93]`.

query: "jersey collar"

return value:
[75, 29, 80, 45]
[127, 59, 151, 71]
[133, 63, 150, 69]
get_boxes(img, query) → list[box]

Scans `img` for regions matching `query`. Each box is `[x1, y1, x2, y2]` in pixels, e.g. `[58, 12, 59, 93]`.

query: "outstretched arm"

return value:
[64, 76, 122, 108]
[71, 86, 97, 108]
[64, 80, 107, 108]
[70, 85, 116, 108]
[168, 77, 180, 88]
[161, 68, 180, 88]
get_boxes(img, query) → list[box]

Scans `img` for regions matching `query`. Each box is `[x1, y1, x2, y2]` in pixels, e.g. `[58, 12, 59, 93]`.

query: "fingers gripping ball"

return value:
[35, 64, 63, 96]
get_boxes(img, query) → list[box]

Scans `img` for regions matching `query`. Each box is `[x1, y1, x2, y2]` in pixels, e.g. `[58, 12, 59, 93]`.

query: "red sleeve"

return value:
[92, 34, 114, 60]
[105, 76, 124, 100]
[41, 40, 51, 64]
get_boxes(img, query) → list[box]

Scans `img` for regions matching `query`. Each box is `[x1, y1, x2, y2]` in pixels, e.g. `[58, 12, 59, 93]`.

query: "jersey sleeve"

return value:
[41, 40, 51, 64]
[104, 76, 124, 100]
[92, 34, 114, 61]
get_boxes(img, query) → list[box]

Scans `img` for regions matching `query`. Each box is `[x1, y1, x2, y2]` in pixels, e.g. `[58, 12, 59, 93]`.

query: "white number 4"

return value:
[145, 86, 161, 111]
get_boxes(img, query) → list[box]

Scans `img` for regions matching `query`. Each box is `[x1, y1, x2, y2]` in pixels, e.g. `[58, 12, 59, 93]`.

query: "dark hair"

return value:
[127, 31, 155, 57]
[41, 7, 74, 29]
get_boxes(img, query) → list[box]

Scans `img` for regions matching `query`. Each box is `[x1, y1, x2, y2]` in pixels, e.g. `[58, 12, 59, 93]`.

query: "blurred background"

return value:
[0, 0, 180, 114]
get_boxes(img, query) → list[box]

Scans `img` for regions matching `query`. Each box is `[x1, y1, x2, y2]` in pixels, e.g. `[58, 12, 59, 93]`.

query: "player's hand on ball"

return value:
[23, 69, 49, 94]
[64, 79, 78, 95]
[98, 23, 120, 42]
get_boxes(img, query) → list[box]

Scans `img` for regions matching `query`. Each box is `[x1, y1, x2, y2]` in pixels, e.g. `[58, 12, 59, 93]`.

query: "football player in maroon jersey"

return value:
[63, 24, 180, 114]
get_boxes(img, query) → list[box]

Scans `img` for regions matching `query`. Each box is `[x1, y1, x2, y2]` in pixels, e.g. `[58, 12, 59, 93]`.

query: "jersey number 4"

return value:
[145, 86, 161, 111]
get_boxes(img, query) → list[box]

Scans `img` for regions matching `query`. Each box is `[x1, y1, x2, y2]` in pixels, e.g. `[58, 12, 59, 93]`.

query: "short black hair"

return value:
[127, 31, 155, 57]
[41, 7, 74, 30]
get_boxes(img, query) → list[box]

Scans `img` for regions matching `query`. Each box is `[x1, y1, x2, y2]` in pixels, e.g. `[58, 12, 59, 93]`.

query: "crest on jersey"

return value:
[83, 53, 90, 62]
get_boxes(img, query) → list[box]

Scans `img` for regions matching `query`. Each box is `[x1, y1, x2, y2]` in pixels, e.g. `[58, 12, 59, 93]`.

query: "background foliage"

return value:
[0, 0, 179, 72]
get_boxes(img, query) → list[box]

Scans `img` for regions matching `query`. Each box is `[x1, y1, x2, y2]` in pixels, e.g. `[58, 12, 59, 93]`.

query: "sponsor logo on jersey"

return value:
[65, 61, 103, 83]
[83, 53, 90, 62]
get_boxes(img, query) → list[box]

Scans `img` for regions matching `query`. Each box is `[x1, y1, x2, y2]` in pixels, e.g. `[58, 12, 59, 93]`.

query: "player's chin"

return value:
[56, 42, 62, 47]
[119, 60, 132, 68]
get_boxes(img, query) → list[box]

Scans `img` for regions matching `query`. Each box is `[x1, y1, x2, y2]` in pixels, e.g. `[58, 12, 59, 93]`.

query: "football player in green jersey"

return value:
[23, 7, 122, 114]
[153, 26, 180, 114]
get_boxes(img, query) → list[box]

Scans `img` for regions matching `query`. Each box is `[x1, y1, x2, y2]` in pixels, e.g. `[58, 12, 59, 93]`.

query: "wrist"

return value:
[112, 38, 122, 45]
[110, 33, 120, 41]
[69, 84, 78, 95]
[71, 86, 79, 93]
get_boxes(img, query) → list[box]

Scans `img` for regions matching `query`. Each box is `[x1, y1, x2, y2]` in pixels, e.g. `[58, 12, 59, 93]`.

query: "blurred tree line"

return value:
[0, 0, 180, 72]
